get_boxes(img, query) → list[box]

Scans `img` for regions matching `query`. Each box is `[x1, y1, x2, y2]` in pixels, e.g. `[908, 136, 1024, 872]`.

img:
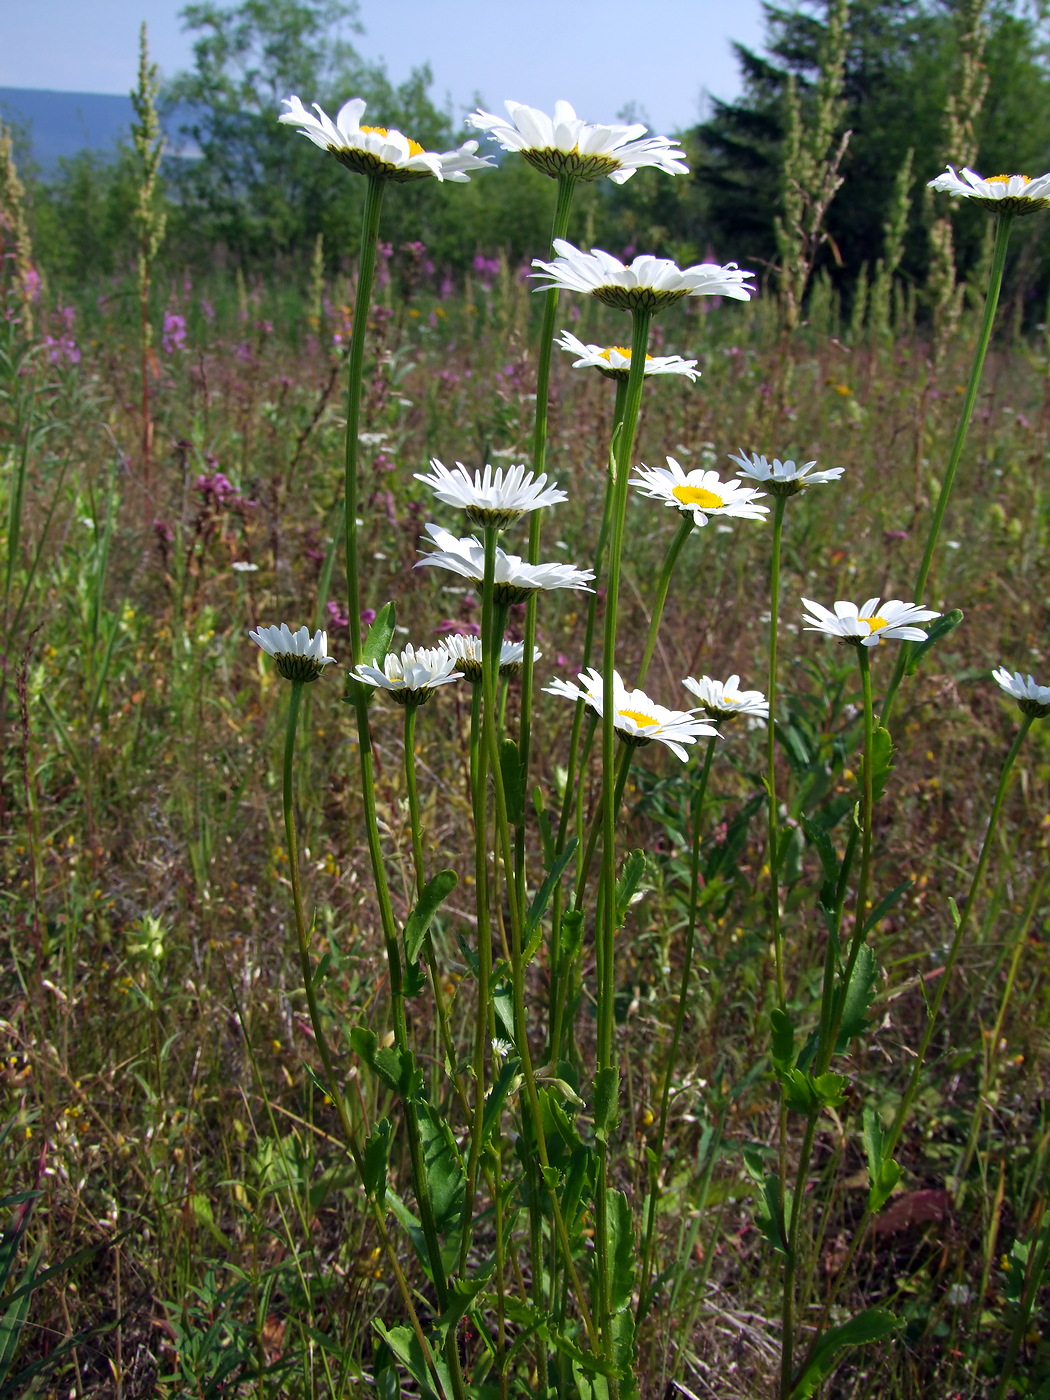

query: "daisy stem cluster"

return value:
[766, 495, 789, 1008]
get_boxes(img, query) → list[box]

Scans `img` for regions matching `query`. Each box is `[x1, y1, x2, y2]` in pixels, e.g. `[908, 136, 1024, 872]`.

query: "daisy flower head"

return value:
[992, 666, 1050, 718]
[928, 166, 1050, 216]
[632, 457, 769, 528]
[682, 673, 769, 721]
[467, 99, 688, 184]
[416, 524, 594, 605]
[441, 633, 541, 683]
[532, 240, 755, 314]
[801, 597, 941, 648]
[249, 623, 335, 682]
[278, 96, 493, 183]
[546, 668, 717, 761]
[555, 330, 699, 382]
[414, 459, 567, 530]
[730, 450, 844, 498]
[352, 643, 463, 705]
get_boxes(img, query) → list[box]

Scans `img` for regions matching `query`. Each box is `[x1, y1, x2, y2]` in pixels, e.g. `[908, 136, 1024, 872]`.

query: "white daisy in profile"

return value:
[555, 330, 699, 381]
[729, 450, 844, 497]
[546, 668, 717, 761]
[416, 524, 594, 604]
[992, 666, 1050, 718]
[928, 166, 1050, 216]
[249, 623, 335, 682]
[532, 240, 755, 313]
[351, 643, 463, 705]
[467, 99, 688, 184]
[279, 96, 493, 183]
[414, 459, 567, 529]
[801, 597, 941, 648]
[441, 633, 540, 683]
[632, 458, 769, 528]
[682, 674, 769, 720]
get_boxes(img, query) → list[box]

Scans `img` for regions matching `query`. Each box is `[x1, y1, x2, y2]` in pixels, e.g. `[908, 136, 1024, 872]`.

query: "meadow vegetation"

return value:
[2, 2, 1050, 1398]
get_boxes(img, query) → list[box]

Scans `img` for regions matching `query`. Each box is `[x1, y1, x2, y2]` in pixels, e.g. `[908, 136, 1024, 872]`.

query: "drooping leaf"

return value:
[861, 879, 911, 938]
[790, 1308, 901, 1398]
[403, 869, 458, 964]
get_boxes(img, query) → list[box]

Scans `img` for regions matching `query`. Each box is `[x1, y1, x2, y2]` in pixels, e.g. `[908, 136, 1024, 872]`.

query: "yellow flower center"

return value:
[598, 347, 654, 363]
[672, 485, 725, 510]
[360, 125, 426, 157]
[988, 174, 1030, 184]
[858, 614, 889, 633]
[617, 708, 659, 728]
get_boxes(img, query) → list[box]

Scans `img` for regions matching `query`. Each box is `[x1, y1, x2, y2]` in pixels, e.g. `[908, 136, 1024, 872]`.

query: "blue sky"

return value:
[0, 0, 768, 134]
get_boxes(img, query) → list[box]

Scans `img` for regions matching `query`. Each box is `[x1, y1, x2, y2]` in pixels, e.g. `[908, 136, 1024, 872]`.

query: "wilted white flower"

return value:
[729, 450, 844, 497]
[682, 674, 769, 720]
[555, 330, 699, 381]
[279, 96, 493, 183]
[249, 623, 335, 682]
[801, 598, 941, 648]
[441, 633, 540, 682]
[415, 459, 567, 529]
[352, 643, 463, 705]
[532, 240, 755, 313]
[992, 666, 1050, 718]
[467, 99, 687, 184]
[928, 166, 1050, 215]
[545, 668, 717, 761]
[632, 457, 769, 528]
[416, 524, 594, 604]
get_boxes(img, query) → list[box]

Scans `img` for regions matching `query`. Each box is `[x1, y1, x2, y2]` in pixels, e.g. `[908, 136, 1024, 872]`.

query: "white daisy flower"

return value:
[467, 99, 687, 184]
[414, 459, 567, 529]
[801, 598, 941, 648]
[555, 330, 699, 381]
[416, 524, 594, 605]
[682, 673, 769, 720]
[441, 633, 540, 683]
[352, 643, 463, 705]
[992, 666, 1050, 718]
[729, 450, 844, 497]
[546, 668, 717, 762]
[231, 560, 259, 572]
[928, 166, 1050, 216]
[632, 457, 769, 528]
[279, 96, 494, 183]
[532, 240, 755, 313]
[249, 623, 335, 682]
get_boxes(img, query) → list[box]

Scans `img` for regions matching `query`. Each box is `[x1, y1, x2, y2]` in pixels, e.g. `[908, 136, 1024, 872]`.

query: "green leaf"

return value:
[615, 850, 647, 925]
[523, 838, 579, 964]
[499, 738, 524, 826]
[403, 869, 458, 964]
[801, 815, 839, 885]
[790, 1308, 901, 1398]
[863, 1105, 900, 1213]
[372, 1322, 447, 1400]
[867, 724, 895, 802]
[592, 1067, 620, 1140]
[862, 879, 911, 938]
[361, 601, 397, 668]
[362, 1119, 392, 1204]
[482, 1058, 523, 1147]
[836, 943, 879, 1048]
[812, 1072, 846, 1108]
[418, 1104, 464, 1234]
[607, 1189, 634, 1313]
[781, 1068, 817, 1113]
[350, 1028, 401, 1093]
[904, 608, 963, 677]
[771, 1008, 795, 1073]
[435, 1266, 493, 1335]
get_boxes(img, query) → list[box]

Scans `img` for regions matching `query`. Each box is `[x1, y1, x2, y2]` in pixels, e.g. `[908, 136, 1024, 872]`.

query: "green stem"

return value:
[345, 173, 386, 668]
[766, 495, 788, 1008]
[780, 1110, 820, 1400]
[636, 515, 695, 688]
[881, 212, 1012, 728]
[404, 704, 425, 898]
[517, 174, 577, 908]
[596, 303, 651, 1391]
[637, 732, 717, 1323]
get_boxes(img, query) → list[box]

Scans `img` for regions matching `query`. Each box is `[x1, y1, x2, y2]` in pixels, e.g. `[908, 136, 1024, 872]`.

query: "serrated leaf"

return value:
[350, 1028, 401, 1092]
[593, 1066, 620, 1139]
[615, 850, 647, 925]
[607, 1189, 634, 1313]
[867, 725, 895, 802]
[771, 1008, 795, 1073]
[418, 1104, 464, 1234]
[836, 943, 878, 1049]
[362, 1118, 392, 1204]
[499, 738, 524, 825]
[812, 1072, 846, 1107]
[790, 1308, 901, 1398]
[801, 815, 839, 884]
[403, 869, 458, 964]
[435, 1266, 493, 1335]
[781, 1068, 817, 1113]
[905, 608, 963, 677]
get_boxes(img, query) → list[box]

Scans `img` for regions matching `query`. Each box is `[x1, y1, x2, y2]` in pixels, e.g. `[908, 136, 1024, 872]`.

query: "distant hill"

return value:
[0, 87, 197, 173]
